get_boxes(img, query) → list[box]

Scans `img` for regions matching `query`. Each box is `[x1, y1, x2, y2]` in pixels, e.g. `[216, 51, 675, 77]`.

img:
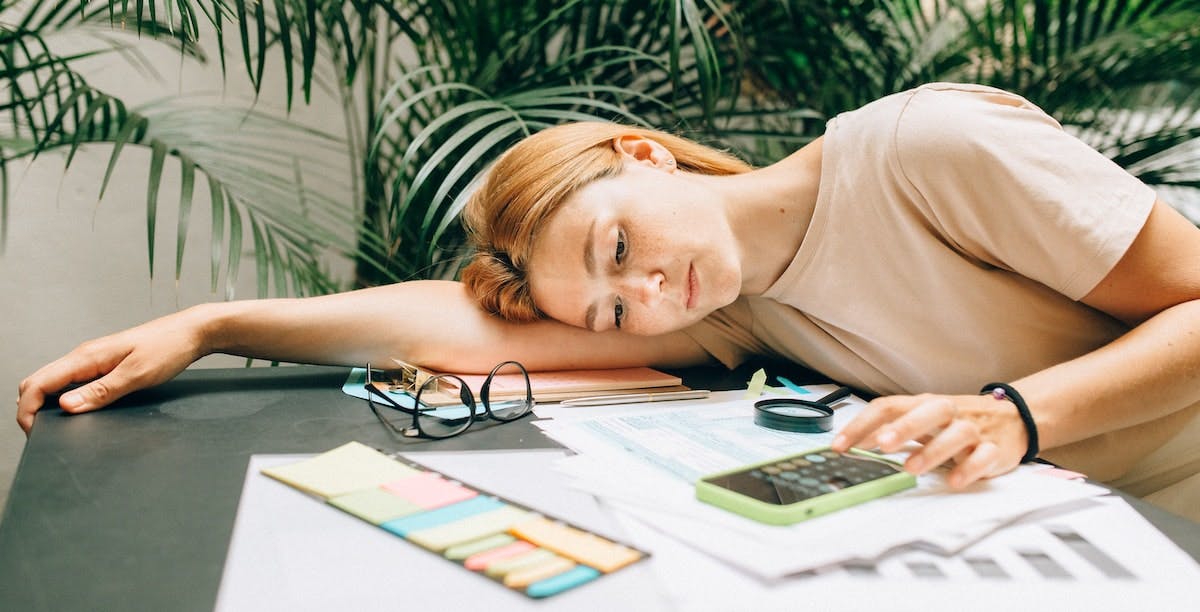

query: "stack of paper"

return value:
[532, 389, 1110, 578]
[612, 494, 1200, 611]
[342, 367, 688, 407]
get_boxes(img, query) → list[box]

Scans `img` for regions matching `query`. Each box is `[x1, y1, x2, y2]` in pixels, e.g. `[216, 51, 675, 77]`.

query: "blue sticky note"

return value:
[380, 496, 505, 537]
[775, 376, 814, 396]
[526, 566, 601, 598]
[343, 368, 484, 417]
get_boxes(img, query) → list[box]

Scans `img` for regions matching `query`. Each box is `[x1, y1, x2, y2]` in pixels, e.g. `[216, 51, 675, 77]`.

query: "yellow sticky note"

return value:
[328, 487, 424, 525]
[262, 441, 420, 499]
[509, 517, 643, 573]
[744, 368, 767, 399]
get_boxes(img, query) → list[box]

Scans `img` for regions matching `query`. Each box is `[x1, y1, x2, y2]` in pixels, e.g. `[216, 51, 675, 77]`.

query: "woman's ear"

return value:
[612, 135, 677, 171]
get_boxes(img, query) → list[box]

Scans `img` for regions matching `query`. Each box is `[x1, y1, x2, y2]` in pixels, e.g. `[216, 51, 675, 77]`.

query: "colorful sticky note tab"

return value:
[463, 541, 537, 571]
[526, 566, 601, 598]
[407, 506, 532, 552]
[444, 533, 517, 561]
[380, 496, 505, 537]
[327, 487, 424, 525]
[775, 376, 813, 396]
[744, 368, 767, 398]
[503, 556, 576, 588]
[483, 548, 558, 578]
[261, 442, 420, 499]
[382, 472, 477, 509]
[510, 517, 642, 573]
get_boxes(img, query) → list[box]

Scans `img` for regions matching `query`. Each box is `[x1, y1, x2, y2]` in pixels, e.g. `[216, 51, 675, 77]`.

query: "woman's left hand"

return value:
[830, 393, 1030, 488]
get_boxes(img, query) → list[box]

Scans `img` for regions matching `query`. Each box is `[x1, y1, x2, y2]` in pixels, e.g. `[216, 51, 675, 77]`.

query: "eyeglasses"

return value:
[364, 361, 535, 439]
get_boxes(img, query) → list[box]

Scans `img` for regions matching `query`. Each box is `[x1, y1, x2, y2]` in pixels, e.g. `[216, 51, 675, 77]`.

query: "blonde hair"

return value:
[460, 122, 752, 322]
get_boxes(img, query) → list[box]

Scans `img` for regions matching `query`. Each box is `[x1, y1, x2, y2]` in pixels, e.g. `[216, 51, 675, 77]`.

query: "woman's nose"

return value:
[620, 271, 666, 306]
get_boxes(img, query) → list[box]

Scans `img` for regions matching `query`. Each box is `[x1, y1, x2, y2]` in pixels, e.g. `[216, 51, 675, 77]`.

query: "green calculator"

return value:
[695, 447, 916, 525]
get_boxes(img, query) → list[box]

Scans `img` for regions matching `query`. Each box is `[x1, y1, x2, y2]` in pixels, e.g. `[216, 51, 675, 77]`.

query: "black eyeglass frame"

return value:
[364, 360, 535, 439]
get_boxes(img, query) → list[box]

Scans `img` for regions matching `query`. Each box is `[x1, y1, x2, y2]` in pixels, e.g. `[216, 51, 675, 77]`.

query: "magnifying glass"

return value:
[753, 386, 853, 433]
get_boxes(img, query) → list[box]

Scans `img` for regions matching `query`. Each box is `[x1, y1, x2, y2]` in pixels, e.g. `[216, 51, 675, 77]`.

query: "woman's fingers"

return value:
[17, 350, 105, 434]
[875, 397, 957, 453]
[946, 442, 1001, 488]
[15, 337, 135, 434]
[903, 419, 980, 475]
[831, 393, 1020, 488]
[833, 394, 954, 453]
[832, 395, 914, 452]
[58, 364, 137, 414]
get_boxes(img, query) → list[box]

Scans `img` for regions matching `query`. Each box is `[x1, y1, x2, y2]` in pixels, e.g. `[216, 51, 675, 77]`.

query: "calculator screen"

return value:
[700, 450, 904, 505]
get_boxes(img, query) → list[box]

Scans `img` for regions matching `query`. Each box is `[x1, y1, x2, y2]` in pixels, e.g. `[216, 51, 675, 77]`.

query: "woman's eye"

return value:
[614, 299, 624, 329]
[615, 230, 626, 264]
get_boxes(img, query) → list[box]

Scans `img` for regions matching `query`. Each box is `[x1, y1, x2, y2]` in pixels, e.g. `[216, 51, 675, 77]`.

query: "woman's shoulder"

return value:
[830, 82, 1061, 147]
[908, 82, 1057, 127]
[861, 83, 1072, 187]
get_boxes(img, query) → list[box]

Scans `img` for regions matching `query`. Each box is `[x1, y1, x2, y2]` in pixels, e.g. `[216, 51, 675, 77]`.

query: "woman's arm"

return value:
[16, 280, 710, 433]
[833, 200, 1200, 486]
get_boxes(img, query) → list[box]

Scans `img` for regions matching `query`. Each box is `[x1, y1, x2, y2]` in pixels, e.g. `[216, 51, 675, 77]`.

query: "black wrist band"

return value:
[980, 383, 1039, 463]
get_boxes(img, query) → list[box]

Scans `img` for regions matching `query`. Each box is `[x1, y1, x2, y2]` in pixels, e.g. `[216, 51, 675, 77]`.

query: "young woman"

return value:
[17, 83, 1200, 519]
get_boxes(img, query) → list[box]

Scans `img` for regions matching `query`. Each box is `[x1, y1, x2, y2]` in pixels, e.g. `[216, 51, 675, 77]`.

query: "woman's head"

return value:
[461, 122, 751, 330]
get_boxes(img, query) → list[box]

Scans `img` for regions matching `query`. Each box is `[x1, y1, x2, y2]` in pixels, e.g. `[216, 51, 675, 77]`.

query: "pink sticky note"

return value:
[464, 541, 537, 571]
[382, 472, 478, 509]
[1036, 467, 1087, 480]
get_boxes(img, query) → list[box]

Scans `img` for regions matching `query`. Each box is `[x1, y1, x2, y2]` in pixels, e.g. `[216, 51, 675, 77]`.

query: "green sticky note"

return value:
[444, 533, 517, 561]
[744, 368, 767, 399]
[328, 487, 424, 525]
[262, 441, 420, 499]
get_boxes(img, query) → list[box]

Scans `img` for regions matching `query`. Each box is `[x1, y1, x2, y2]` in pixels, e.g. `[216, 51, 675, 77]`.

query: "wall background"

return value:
[0, 23, 352, 511]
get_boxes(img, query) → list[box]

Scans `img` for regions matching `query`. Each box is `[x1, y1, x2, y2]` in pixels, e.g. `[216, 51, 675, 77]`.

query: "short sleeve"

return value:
[893, 83, 1156, 300]
[680, 298, 771, 370]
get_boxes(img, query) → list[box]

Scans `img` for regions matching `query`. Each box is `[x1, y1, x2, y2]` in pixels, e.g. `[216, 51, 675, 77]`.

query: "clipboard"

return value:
[371, 361, 688, 407]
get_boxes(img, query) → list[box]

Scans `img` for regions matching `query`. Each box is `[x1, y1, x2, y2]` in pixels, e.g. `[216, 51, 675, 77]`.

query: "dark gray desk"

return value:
[1, 364, 1196, 610]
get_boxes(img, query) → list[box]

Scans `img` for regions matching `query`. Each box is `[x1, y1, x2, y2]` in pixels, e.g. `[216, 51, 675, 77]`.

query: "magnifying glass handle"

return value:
[815, 386, 853, 405]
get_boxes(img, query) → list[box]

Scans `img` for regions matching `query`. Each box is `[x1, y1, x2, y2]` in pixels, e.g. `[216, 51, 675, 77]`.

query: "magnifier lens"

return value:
[753, 399, 834, 433]
[770, 405, 828, 418]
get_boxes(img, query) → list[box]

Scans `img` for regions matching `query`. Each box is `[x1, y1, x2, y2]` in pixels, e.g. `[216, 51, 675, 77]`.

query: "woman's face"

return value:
[526, 162, 742, 336]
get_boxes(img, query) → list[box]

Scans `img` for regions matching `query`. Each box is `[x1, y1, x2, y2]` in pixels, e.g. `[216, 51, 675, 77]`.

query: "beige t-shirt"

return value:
[683, 83, 1156, 396]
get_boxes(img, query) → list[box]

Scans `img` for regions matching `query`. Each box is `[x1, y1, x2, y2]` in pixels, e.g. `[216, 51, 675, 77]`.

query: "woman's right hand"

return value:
[16, 307, 211, 435]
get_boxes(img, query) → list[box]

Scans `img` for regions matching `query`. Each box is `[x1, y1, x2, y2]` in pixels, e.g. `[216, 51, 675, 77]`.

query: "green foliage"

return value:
[740, 0, 1200, 196]
[359, 1, 781, 284]
[1, 0, 1197, 296]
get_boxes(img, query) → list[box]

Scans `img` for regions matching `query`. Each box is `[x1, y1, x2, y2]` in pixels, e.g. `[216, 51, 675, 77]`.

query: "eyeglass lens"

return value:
[414, 374, 476, 438]
[370, 360, 534, 440]
[481, 361, 534, 421]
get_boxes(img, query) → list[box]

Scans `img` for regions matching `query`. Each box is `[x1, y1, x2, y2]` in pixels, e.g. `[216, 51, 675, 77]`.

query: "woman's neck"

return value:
[697, 137, 824, 296]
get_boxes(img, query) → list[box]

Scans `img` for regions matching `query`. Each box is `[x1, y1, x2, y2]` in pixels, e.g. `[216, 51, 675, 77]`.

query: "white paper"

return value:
[216, 447, 1196, 612]
[533, 394, 1109, 577]
[215, 450, 671, 612]
[612, 495, 1200, 612]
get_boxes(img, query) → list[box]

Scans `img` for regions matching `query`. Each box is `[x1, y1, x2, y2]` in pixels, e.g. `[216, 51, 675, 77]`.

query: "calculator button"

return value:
[792, 459, 811, 467]
[821, 451, 840, 459]
[762, 466, 781, 475]
[805, 454, 826, 463]
[776, 461, 796, 470]
[780, 471, 802, 481]
[798, 477, 819, 487]
[750, 470, 765, 480]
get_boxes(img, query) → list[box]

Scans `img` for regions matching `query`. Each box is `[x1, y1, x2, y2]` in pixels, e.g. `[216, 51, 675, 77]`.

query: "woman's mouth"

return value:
[686, 264, 698, 309]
